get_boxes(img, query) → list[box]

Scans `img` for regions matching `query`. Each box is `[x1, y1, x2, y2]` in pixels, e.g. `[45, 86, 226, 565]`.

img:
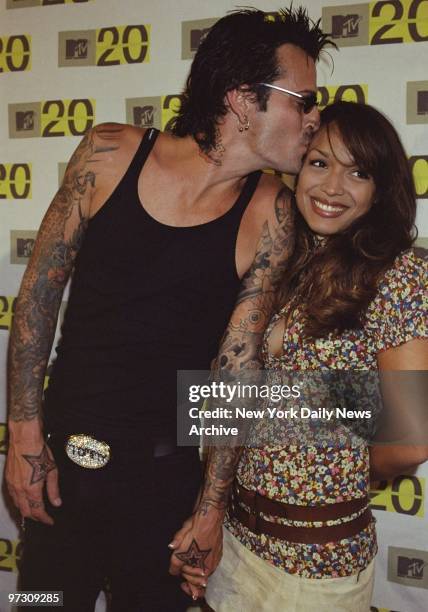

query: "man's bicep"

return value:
[233, 186, 295, 327]
[215, 189, 294, 372]
[24, 127, 104, 285]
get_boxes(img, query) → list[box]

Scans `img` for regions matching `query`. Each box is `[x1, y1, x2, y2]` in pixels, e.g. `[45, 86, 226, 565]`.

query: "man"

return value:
[6, 7, 332, 611]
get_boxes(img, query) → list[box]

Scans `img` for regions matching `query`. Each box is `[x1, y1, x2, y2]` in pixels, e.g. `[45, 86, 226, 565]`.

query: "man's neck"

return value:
[159, 127, 263, 188]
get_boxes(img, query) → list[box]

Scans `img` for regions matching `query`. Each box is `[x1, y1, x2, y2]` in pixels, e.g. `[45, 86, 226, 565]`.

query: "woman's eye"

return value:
[309, 159, 326, 168]
[352, 169, 370, 179]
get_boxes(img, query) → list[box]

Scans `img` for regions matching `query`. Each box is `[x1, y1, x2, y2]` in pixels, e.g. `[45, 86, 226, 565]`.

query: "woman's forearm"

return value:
[369, 443, 428, 481]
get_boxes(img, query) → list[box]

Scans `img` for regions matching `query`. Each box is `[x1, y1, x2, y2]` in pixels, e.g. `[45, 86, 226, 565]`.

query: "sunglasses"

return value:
[259, 83, 318, 114]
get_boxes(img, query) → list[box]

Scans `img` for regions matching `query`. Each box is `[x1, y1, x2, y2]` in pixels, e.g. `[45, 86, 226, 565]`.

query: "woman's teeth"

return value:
[313, 199, 345, 212]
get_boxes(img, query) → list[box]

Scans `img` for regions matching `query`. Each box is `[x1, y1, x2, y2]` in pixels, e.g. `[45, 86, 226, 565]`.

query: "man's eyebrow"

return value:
[297, 89, 317, 96]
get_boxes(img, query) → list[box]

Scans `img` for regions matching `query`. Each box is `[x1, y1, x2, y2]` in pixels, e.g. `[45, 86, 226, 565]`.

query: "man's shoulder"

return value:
[92, 122, 146, 153]
[81, 123, 147, 216]
[254, 172, 292, 199]
[251, 173, 294, 222]
[87, 123, 146, 182]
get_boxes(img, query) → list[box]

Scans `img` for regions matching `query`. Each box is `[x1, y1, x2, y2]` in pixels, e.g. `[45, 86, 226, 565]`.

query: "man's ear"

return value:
[225, 87, 251, 124]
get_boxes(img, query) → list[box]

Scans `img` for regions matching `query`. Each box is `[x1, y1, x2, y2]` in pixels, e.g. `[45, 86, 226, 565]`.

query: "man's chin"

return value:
[280, 160, 303, 176]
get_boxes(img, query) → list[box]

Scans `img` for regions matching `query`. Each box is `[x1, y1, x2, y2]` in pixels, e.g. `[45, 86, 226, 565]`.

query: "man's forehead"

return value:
[275, 43, 316, 86]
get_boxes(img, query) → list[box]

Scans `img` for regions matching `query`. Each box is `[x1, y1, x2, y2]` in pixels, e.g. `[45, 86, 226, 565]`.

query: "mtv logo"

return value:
[16, 238, 35, 258]
[65, 38, 89, 60]
[332, 14, 361, 38]
[133, 105, 155, 128]
[417, 91, 428, 115]
[397, 556, 426, 579]
[190, 27, 210, 51]
[388, 545, 428, 589]
[11, 230, 37, 264]
[16, 110, 34, 131]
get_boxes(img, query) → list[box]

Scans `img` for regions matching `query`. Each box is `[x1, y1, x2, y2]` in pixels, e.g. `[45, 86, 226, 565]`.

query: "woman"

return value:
[205, 102, 428, 611]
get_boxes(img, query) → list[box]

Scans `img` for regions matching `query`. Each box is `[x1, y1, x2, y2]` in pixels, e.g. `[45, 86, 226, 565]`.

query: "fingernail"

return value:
[202, 582, 207, 588]
[192, 595, 197, 601]
[53, 498, 62, 507]
[168, 543, 175, 549]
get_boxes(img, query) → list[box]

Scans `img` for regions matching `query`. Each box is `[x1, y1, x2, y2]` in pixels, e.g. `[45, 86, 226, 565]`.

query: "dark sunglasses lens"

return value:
[303, 96, 318, 114]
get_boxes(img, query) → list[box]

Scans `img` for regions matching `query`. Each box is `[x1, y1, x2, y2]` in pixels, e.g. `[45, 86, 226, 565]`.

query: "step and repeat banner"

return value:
[0, 1, 427, 611]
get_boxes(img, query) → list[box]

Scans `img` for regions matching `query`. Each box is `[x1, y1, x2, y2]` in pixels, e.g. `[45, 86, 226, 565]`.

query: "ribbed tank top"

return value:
[44, 129, 261, 439]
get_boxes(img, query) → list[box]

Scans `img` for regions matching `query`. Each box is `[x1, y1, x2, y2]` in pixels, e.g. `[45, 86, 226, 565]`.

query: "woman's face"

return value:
[295, 124, 376, 236]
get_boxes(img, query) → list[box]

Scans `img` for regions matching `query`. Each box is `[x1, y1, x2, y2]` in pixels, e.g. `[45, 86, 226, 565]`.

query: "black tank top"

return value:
[44, 129, 261, 438]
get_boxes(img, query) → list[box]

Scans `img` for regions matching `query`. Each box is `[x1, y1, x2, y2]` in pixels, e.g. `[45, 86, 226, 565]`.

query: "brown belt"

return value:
[230, 482, 372, 544]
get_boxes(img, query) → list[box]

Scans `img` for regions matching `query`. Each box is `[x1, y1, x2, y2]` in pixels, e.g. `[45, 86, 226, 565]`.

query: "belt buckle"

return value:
[65, 434, 111, 469]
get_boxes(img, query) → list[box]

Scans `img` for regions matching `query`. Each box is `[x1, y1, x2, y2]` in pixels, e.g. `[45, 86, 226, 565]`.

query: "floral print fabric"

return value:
[226, 249, 427, 578]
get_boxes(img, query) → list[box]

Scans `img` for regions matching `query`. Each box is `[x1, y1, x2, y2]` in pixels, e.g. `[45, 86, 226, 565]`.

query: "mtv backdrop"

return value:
[0, 0, 427, 611]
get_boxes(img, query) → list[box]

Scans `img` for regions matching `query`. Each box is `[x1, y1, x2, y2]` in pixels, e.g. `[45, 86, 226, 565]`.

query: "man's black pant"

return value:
[19, 434, 202, 612]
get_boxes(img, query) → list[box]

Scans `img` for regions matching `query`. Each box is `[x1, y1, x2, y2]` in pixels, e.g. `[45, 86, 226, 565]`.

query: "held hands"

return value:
[168, 504, 224, 601]
[6, 423, 61, 525]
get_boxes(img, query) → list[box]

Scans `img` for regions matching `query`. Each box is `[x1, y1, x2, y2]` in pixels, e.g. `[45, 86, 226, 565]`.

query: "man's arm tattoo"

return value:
[199, 188, 295, 512]
[8, 125, 122, 422]
[216, 187, 294, 371]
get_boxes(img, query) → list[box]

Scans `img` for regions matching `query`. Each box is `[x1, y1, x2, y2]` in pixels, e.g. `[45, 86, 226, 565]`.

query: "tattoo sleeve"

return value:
[7, 125, 121, 423]
[198, 187, 295, 513]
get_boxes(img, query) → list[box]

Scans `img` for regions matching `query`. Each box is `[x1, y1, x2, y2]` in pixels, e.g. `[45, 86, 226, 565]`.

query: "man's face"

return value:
[248, 44, 319, 174]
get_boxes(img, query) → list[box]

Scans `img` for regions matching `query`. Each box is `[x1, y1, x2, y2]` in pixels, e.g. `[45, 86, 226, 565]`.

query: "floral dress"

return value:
[225, 248, 427, 578]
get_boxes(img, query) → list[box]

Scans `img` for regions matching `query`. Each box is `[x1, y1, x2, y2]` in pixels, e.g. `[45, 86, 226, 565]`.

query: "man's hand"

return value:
[6, 421, 61, 525]
[169, 505, 223, 600]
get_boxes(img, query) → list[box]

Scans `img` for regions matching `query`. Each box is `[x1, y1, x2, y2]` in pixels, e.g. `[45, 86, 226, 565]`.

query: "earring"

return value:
[238, 114, 250, 132]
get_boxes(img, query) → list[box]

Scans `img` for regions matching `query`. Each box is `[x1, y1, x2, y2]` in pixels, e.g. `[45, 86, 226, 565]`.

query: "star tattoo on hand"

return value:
[175, 539, 211, 571]
[22, 446, 56, 485]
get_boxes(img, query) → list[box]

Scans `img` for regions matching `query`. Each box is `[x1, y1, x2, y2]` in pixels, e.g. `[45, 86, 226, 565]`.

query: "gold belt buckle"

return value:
[65, 434, 111, 469]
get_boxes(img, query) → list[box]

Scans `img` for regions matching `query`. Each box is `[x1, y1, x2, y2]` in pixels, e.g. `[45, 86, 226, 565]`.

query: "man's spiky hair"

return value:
[172, 6, 335, 152]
